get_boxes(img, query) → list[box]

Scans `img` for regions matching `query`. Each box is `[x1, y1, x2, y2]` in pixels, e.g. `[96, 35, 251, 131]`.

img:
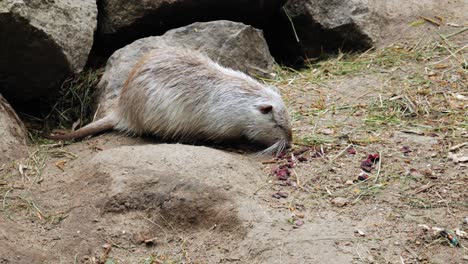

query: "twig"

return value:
[331, 144, 353, 163]
[142, 214, 168, 238]
[283, 7, 300, 43]
[414, 183, 435, 194]
[292, 168, 304, 189]
[449, 142, 467, 152]
[419, 15, 440, 26]
[2, 188, 13, 210]
[443, 27, 468, 39]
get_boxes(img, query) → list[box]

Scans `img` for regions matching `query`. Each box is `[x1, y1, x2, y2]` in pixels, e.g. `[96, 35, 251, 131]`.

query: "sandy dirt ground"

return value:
[1, 21, 467, 264]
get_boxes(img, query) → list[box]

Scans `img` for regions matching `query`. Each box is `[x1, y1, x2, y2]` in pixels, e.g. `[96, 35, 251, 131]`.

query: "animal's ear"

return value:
[258, 104, 273, 114]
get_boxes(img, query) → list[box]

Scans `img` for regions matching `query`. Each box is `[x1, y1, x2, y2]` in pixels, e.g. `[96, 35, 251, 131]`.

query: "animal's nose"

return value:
[285, 141, 292, 149]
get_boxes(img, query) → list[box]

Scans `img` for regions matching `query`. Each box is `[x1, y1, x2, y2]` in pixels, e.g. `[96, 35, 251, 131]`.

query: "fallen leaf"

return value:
[55, 160, 68, 171]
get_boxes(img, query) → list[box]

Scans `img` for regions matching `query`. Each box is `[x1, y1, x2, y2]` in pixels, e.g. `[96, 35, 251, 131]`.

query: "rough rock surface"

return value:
[95, 20, 275, 118]
[0, 94, 28, 164]
[18, 142, 355, 263]
[277, 0, 467, 61]
[0, 0, 97, 105]
[0, 221, 48, 263]
[97, 0, 285, 53]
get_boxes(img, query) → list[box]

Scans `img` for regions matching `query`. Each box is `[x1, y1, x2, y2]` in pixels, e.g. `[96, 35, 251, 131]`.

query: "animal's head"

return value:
[243, 87, 292, 156]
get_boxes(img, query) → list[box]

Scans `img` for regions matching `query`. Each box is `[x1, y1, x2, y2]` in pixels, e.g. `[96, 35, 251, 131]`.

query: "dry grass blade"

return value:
[44, 69, 103, 131]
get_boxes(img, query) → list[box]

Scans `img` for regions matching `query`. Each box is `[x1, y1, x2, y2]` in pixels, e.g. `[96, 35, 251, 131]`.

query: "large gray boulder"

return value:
[0, 0, 97, 105]
[281, 0, 467, 59]
[0, 94, 28, 164]
[97, 0, 285, 52]
[283, 0, 381, 58]
[95, 20, 276, 118]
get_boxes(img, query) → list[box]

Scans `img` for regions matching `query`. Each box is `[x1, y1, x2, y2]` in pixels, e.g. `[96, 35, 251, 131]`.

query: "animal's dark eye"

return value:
[259, 105, 273, 114]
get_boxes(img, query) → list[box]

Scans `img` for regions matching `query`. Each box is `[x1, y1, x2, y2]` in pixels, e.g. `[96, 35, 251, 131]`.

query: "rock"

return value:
[0, 221, 49, 263]
[96, 0, 285, 53]
[95, 20, 275, 118]
[0, 0, 97, 105]
[94, 144, 258, 230]
[394, 131, 438, 146]
[283, 0, 380, 58]
[277, 0, 466, 61]
[0, 94, 28, 164]
[29, 142, 358, 262]
[332, 197, 349, 207]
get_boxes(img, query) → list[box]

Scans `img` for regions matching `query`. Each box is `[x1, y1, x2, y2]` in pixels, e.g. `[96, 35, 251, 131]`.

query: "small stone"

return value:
[320, 128, 335, 135]
[277, 191, 289, 198]
[332, 197, 349, 207]
[345, 180, 354, 185]
[102, 243, 112, 249]
[293, 219, 304, 228]
[354, 229, 366, 237]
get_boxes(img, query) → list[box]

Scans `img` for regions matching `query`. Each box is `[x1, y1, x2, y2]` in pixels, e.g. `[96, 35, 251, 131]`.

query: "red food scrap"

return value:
[358, 172, 370, 181]
[272, 166, 291, 180]
[360, 159, 373, 172]
[293, 147, 310, 156]
[400, 146, 411, 155]
[347, 148, 357, 155]
[280, 162, 296, 169]
[367, 153, 380, 162]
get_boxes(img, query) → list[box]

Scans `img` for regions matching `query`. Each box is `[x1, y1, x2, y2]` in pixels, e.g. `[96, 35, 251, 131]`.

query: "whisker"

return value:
[255, 140, 288, 158]
[256, 141, 280, 157]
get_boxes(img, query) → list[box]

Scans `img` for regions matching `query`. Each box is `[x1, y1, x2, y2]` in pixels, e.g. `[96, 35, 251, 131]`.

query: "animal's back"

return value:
[115, 47, 266, 142]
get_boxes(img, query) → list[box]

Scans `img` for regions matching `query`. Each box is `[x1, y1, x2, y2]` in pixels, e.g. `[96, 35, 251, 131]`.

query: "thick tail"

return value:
[45, 115, 116, 140]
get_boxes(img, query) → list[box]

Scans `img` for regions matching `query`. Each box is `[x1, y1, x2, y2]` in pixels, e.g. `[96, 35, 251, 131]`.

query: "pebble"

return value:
[332, 197, 349, 207]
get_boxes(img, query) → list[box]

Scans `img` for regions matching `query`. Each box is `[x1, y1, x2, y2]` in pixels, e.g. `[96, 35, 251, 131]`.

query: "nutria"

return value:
[49, 46, 292, 154]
